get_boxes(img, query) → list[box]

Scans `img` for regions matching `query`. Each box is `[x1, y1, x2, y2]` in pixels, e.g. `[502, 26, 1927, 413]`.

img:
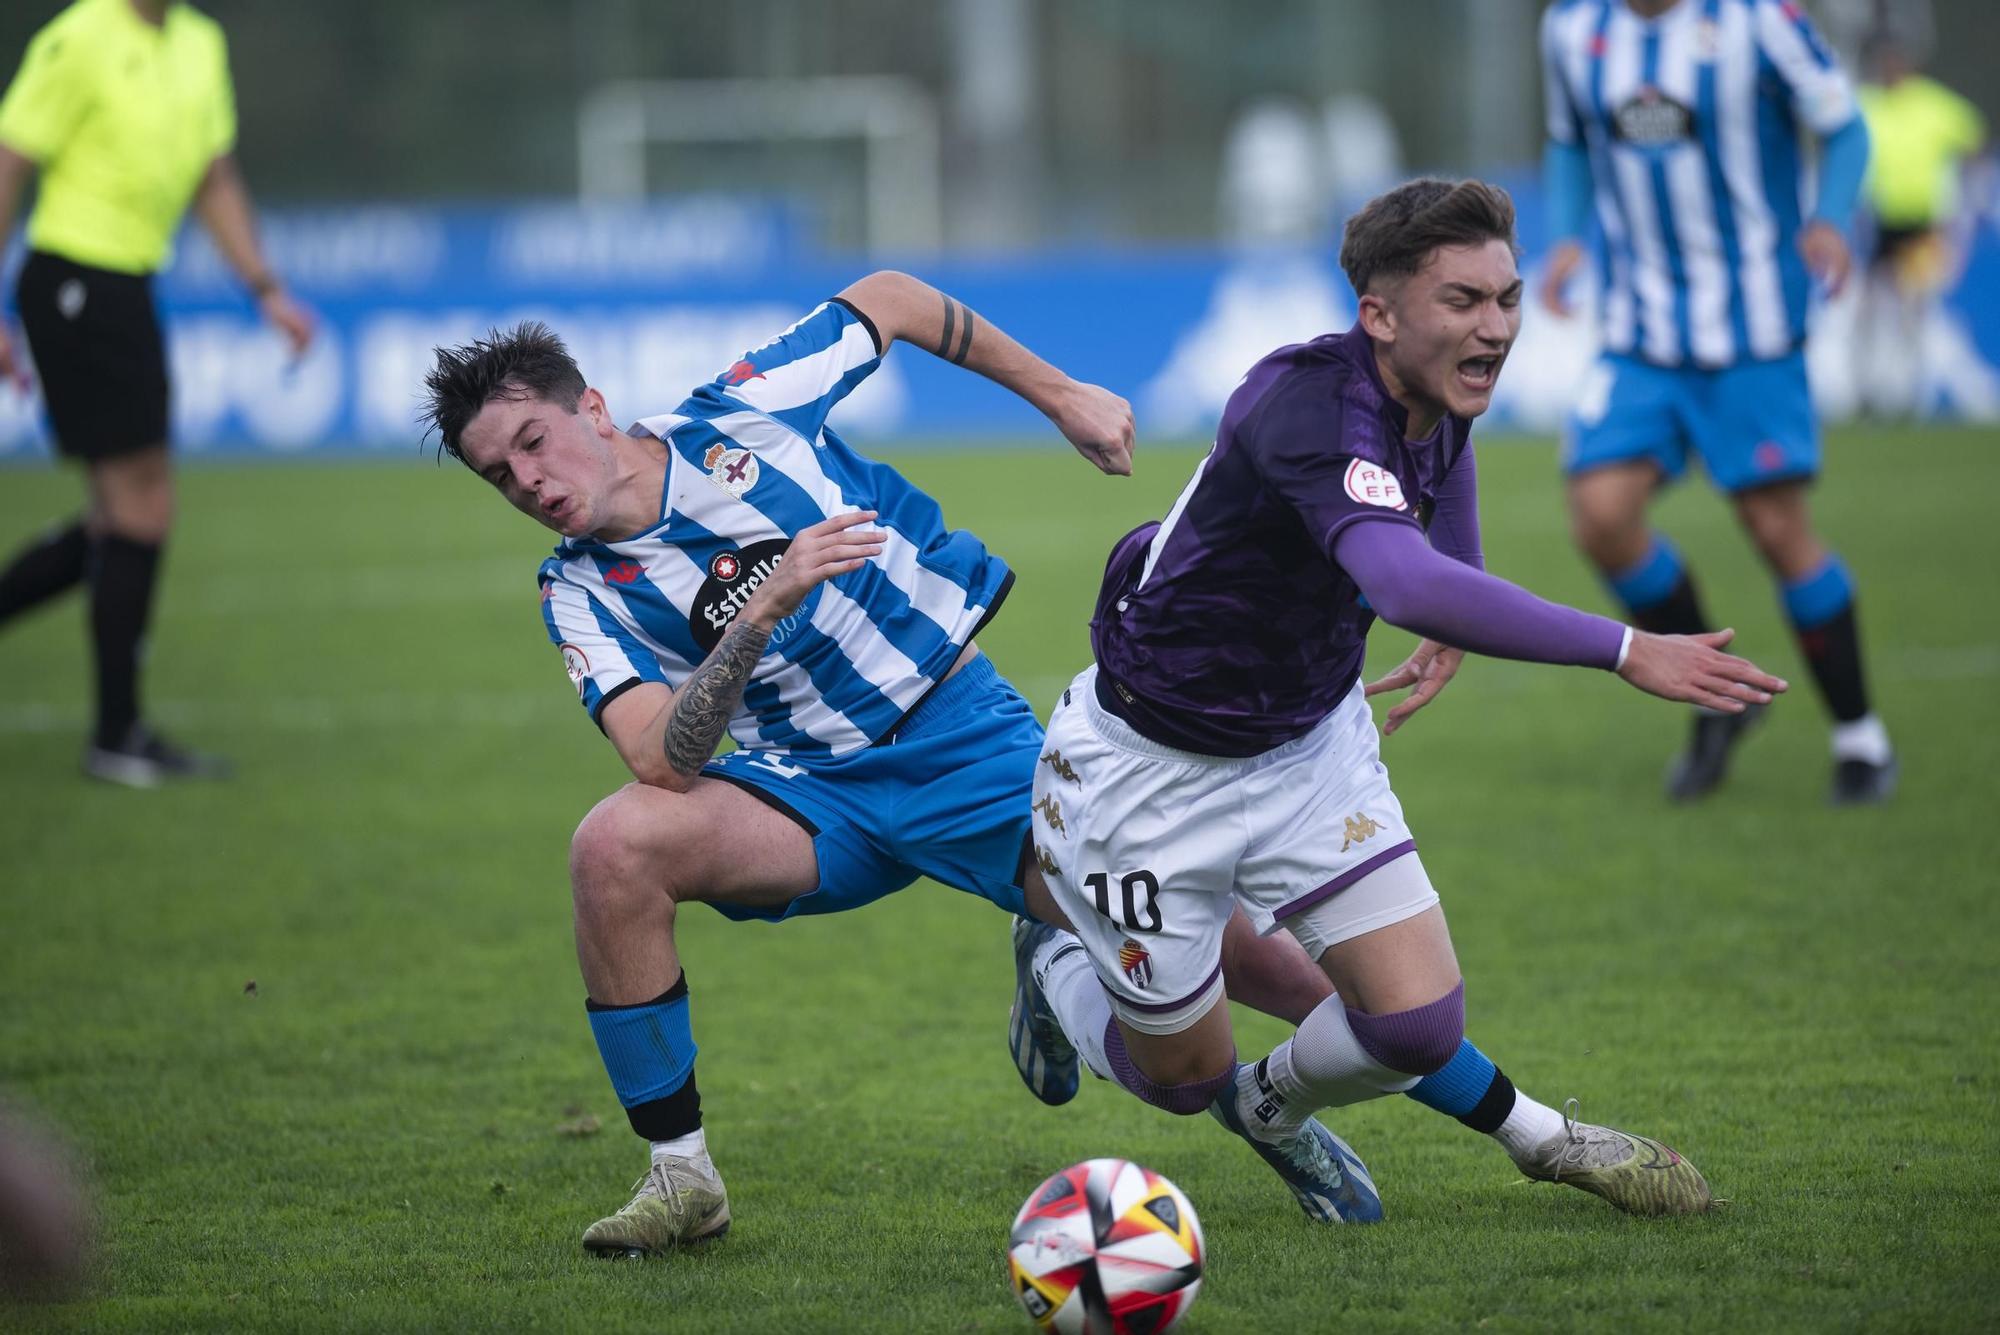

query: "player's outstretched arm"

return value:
[599, 512, 886, 790]
[836, 270, 1134, 475]
[1335, 519, 1786, 715]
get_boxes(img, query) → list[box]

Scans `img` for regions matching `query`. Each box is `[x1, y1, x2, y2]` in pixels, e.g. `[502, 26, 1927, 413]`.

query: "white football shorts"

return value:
[1031, 665, 1435, 1035]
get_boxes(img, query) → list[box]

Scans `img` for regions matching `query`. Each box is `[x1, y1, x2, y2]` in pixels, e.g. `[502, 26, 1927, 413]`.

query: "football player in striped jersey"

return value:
[422, 273, 1348, 1255]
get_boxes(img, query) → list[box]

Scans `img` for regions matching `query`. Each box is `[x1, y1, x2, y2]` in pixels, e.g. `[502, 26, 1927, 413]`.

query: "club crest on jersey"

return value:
[703, 442, 760, 499]
[559, 642, 590, 698]
[1343, 459, 1408, 510]
[1118, 939, 1153, 991]
[1613, 88, 1694, 147]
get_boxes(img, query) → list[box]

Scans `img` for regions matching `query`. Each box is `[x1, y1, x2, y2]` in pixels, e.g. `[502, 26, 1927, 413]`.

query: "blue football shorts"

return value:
[1562, 351, 1818, 493]
[699, 653, 1039, 923]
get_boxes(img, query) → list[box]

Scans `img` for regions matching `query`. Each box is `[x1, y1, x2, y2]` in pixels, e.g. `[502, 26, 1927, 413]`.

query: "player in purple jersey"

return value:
[1011, 179, 1788, 1219]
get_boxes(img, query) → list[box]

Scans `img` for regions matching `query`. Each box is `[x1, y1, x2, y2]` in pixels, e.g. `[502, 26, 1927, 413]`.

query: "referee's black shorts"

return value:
[16, 249, 170, 461]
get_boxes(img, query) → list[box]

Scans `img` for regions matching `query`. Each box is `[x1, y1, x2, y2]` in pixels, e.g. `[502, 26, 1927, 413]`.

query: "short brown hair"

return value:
[421, 321, 587, 464]
[1339, 178, 1518, 297]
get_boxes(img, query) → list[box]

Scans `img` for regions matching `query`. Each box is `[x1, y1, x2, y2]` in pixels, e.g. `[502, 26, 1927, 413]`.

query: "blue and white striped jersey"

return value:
[1541, 0, 1859, 367]
[538, 298, 1013, 759]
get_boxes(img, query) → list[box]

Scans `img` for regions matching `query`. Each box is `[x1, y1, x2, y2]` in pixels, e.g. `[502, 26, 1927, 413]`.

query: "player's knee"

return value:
[569, 787, 685, 909]
[1347, 980, 1465, 1077]
[1101, 1019, 1234, 1115]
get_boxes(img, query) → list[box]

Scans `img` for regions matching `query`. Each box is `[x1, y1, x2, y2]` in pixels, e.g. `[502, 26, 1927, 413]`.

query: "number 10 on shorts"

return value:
[1084, 869, 1162, 933]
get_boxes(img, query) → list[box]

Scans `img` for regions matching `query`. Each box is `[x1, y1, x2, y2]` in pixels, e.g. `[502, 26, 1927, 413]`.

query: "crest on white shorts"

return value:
[704, 443, 759, 498]
[1343, 459, 1408, 510]
[1118, 939, 1153, 991]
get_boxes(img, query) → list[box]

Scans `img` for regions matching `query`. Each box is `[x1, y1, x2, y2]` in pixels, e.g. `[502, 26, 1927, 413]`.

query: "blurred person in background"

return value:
[0, 1099, 93, 1300]
[0, 0, 313, 786]
[1854, 29, 1987, 418]
[1539, 0, 1896, 805]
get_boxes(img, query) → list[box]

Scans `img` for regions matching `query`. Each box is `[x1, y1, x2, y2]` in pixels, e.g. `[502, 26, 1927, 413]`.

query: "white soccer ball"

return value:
[1007, 1157, 1205, 1335]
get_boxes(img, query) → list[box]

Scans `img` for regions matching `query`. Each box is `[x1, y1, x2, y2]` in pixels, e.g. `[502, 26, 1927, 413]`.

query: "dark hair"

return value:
[1339, 178, 1518, 297]
[420, 321, 587, 463]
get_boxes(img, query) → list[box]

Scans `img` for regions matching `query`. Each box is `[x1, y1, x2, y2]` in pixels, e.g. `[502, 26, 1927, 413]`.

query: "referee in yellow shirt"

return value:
[0, 0, 312, 786]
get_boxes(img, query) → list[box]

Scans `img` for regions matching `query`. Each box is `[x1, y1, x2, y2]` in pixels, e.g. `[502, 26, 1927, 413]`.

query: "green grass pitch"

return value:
[1, 430, 1996, 1331]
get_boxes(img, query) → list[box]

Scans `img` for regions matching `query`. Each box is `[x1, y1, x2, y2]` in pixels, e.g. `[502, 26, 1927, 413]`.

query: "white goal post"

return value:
[576, 77, 943, 253]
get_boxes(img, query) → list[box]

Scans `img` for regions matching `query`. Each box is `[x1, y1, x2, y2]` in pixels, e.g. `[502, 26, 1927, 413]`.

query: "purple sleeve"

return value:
[1427, 442, 1483, 571]
[1335, 518, 1625, 669]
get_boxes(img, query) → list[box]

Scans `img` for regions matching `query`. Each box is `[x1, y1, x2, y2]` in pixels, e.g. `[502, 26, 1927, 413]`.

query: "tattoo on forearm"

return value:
[662, 617, 771, 777]
[935, 295, 975, 366]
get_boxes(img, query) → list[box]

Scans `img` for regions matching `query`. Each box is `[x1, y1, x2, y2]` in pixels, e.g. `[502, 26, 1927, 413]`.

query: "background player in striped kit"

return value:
[422, 274, 1356, 1256]
[1539, 0, 1895, 803]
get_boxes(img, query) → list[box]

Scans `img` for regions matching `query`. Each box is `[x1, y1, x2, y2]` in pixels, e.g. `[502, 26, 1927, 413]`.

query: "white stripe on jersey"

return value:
[720, 308, 882, 419]
[1714, 1, 1793, 359]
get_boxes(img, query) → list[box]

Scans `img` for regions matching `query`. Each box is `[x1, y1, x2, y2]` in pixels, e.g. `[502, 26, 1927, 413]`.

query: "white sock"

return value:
[1035, 933, 1113, 1080]
[1830, 713, 1892, 765]
[1493, 1092, 1568, 1161]
[1236, 995, 1417, 1144]
[650, 1128, 711, 1171]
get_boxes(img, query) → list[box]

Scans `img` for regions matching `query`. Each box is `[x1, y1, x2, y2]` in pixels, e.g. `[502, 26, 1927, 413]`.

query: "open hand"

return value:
[1616, 628, 1788, 712]
[259, 289, 317, 358]
[745, 510, 886, 624]
[1049, 379, 1135, 476]
[1798, 221, 1853, 297]
[1365, 639, 1465, 737]
[1540, 240, 1586, 317]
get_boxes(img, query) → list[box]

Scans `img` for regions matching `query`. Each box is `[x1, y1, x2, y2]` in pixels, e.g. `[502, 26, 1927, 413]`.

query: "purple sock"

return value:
[1344, 981, 1466, 1077]
[1102, 1019, 1236, 1115]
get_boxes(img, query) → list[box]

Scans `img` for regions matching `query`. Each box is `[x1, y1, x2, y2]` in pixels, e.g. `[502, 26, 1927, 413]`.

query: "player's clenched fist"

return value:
[1616, 627, 1788, 713]
[1049, 379, 1136, 477]
[744, 510, 887, 624]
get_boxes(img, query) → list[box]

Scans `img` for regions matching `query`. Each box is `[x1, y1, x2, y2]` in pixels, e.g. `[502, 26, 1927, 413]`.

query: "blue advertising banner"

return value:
[3, 193, 1996, 456]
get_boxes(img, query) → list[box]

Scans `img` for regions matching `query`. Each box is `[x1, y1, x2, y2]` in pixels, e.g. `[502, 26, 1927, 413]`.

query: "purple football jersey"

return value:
[1092, 323, 1471, 757]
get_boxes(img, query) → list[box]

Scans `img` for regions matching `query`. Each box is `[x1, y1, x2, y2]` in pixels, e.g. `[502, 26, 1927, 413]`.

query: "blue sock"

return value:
[587, 973, 701, 1139]
[1604, 535, 1686, 617]
[1780, 555, 1854, 630]
[1405, 1039, 1519, 1134]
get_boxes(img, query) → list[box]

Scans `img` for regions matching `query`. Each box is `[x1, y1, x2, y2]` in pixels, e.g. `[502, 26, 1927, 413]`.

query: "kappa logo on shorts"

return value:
[1032, 794, 1067, 835]
[1343, 460, 1408, 510]
[1753, 441, 1787, 474]
[1117, 939, 1153, 991]
[559, 642, 590, 697]
[1340, 812, 1383, 852]
[1040, 749, 1080, 784]
[703, 442, 760, 498]
[1036, 845, 1062, 877]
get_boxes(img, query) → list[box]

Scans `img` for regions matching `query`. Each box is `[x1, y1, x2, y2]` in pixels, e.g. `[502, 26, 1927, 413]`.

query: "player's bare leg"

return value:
[1570, 462, 1754, 800]
[1228, 861, 1710, 1216]
[567, 777, 819, 1256]
[1734, 481, 1895, 803]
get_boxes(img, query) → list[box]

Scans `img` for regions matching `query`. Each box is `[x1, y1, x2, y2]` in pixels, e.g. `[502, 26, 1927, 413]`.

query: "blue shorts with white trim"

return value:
[700, 653, 1037, 922]
[1562, 351, 1818, 494]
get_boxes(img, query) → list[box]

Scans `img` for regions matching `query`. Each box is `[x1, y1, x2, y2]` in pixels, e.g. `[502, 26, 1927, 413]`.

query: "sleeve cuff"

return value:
[1614, 625, 1634, 672]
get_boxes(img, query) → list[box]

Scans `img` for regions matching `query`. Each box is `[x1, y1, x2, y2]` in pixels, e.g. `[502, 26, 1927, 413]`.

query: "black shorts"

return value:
[1871, 222, 1934, 267]
[15, 250, 170, 460]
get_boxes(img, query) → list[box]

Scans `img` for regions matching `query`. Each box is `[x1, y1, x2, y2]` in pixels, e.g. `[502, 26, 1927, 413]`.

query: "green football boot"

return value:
[581, 1156, 731, 1257]
[1516, 1100, 1712, 1217]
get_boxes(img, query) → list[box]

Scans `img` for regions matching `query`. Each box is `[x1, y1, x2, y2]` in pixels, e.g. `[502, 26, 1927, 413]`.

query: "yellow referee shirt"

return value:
[1859, 76, 1987, 231]
[0, 0, 236, 275]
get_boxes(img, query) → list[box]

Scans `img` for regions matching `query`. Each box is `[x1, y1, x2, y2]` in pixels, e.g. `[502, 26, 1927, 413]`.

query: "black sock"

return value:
[1794, 603, 1870, 723]
[1629, 572, 1711, 638]
[622, 1075, 703, 1142]
[88, 534, 163, 748]
[0, 518, 89, 625]
[1457, 1067, 1519, 1135]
